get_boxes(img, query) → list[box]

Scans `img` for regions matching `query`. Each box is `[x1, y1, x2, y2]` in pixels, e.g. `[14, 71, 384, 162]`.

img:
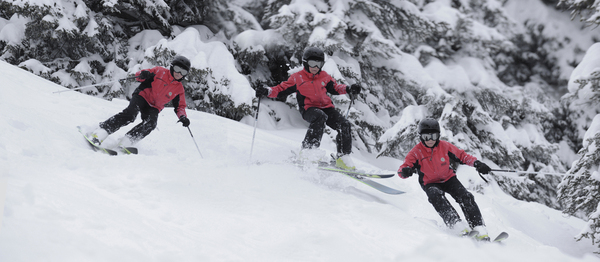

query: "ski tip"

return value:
[106, 150, 118, 156]
[493, 232, 509, 242]
[387, 190, 406, 195]
[122, 147, 138, 155]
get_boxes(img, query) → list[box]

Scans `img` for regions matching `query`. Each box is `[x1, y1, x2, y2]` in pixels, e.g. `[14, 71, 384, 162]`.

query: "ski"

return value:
[291, 152, 395, 179]
[465, 231, 508, 243]
[337, 171, 405, 195]
[462, 230, 479, 238]
[120, 146, 138, 155]
[492, 232, 509, 242]
[289, 151, 404, 194]
[77, 126, 118, 156]
[315, 165, 395, 178]
[294, 162, 403, 194]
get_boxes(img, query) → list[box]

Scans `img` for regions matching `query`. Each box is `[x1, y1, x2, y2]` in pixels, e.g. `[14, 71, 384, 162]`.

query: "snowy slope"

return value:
[0, 61, 598, 261]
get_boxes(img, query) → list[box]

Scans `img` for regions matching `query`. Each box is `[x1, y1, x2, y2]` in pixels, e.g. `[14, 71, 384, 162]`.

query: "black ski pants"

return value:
[421, 176, 484, 229]
[301, 107, 352, 156]
[99, 93, 159, 142]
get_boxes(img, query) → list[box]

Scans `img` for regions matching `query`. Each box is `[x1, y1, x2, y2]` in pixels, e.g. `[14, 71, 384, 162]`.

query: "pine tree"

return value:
[0, 0, 131, 93]
[558, 0, 600, 27]
[558, 43, 600, 249]
[232, 0, 442, 153]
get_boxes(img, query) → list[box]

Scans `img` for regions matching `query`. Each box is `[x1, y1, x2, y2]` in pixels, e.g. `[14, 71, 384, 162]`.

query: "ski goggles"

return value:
[173, 65, 188, 76]
[306, 60, 324, 69]
[420, 133, 440, 141]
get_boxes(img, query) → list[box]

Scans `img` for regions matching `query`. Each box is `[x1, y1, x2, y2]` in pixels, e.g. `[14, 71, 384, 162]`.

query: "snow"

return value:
[424, 58, 473, 93]
[0, 14, 28, 46]
[422, 0, 461, 27]
[1, 57, 600, 261]
[565, 42, 600, 140]
[378, 105, 427, 144]
[568, 43, 600, 93]
[584, 115, 600, 148]
[504, 0, 597, 81]
[18, 59, 52, 75]
[233, 29, 285, 56]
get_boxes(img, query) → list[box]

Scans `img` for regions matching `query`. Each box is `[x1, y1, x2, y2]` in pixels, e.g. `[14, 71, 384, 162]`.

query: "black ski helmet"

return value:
[418, 118, 441, 134]
[418, 118, 441, 147]
[170, 55, 191, 81]
[302, 46, 325, 73]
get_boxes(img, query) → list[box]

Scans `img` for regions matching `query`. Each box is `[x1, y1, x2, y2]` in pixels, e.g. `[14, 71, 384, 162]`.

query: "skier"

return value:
[398, 118, 493, 240]
[87, 55, 192, 149]
[255, 46, 362, 170]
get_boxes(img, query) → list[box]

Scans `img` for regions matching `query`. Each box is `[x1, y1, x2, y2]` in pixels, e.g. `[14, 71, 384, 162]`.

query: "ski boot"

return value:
[335, 154, 356, 171]
[117, 135, 138, 154]
[473, 225, 490, 241]
[88, 128, 109, 146]
[297, 148, 327, 165]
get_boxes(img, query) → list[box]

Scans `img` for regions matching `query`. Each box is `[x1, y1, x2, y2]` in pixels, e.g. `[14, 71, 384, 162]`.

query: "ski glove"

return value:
[255, 87, 270, 98]
[138, 70, 155, 80]
[399, 167, 414, 178]
[346, 83, 362, 100]
[349, 83, 362, 95]
[178, 116, 190, 127]
[474, 160, 491, 174]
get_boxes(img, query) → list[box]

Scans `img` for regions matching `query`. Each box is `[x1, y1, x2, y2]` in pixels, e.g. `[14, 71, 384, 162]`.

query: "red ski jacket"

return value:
[136, 66, 187, 118]
[268, 69, 347, 113]
[399, 140, 478, 185]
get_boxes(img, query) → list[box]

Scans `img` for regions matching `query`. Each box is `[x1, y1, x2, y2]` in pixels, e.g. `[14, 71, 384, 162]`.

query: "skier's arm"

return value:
[135, 67, 159, 82]
[171, 94, 187, 118]
[448, 143, 477, 167]
[324, 78, 347, 95]
[269, 75, 298, 98]
[275, 85, 297, 99]
[398, 149, 419, 178]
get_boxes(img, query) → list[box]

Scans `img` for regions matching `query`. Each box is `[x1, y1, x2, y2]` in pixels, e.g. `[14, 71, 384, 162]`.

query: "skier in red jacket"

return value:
[88, 56, 191, 148]
[255, 47, 361, 170]
[398, 118, 492, 240]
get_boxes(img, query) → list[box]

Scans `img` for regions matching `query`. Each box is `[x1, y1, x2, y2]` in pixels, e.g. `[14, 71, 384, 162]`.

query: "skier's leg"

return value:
[99, 94, 144, 134]
[301, 107, 327, 149]
[322, 108, 352, 156]
[124, 97, 159, 144]
[88, 94, 144, 145]
[320, 108, 355, 169]
[445, 176, 485, 228]
[423, 183, 462, 227]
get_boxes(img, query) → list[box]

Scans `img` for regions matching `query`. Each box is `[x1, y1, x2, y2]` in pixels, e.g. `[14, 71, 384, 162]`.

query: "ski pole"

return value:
[186, 126, 204, 158]
[345, 81, 360, 118]
[53, 76, 137, 94]
[345, 96, 355, 119]
[249, 97, 261, 160]
[491, 169, 567, 176]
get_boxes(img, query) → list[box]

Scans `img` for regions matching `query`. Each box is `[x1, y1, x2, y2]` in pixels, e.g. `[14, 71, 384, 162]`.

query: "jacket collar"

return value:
[300, 69, 320, 80]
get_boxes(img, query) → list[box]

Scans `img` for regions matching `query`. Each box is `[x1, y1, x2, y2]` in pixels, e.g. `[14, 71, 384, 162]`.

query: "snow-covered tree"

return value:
[0, 0, 134, 98]
[559, 120, 600, 246]
[558, 0, 600, 27]
[232, 0, 442, 154]
[558, 43, 600, 251]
